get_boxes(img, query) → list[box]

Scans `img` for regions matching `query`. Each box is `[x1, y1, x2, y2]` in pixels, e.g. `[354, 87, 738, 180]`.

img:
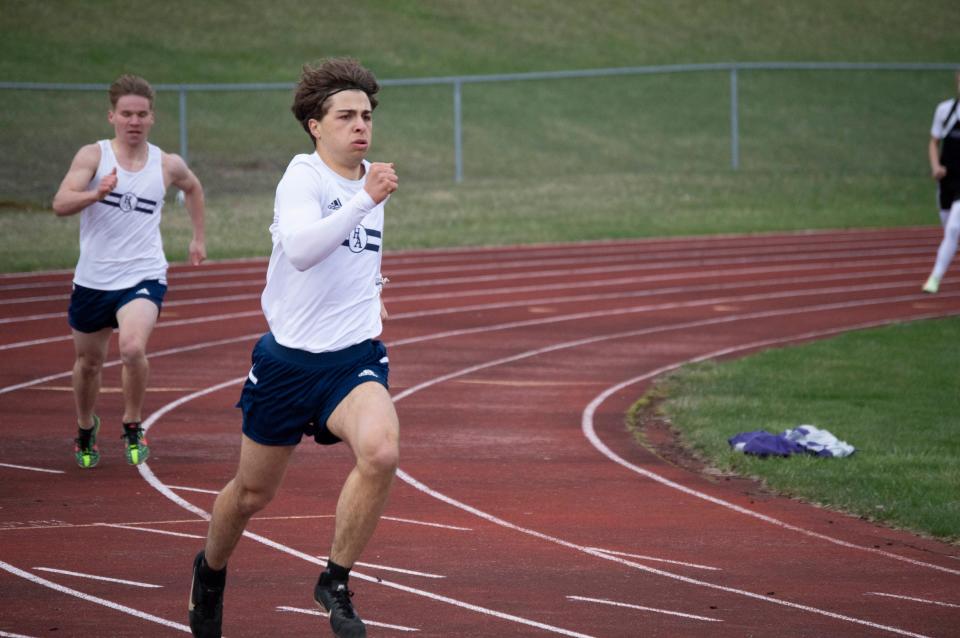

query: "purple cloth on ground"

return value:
[728, 430, 807, 457]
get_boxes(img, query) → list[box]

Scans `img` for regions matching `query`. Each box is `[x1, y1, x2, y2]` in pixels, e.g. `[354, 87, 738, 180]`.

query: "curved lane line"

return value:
[8, 285, 952, 396]
[0, 560, 191, 633]
[0, 260, 926, 327]
[0, 333, 262, 396]
[566, 596, 722, 623]
[133, 383, 595, 638]
[134, 309, 958, 637]
[579, 318, 960, 576]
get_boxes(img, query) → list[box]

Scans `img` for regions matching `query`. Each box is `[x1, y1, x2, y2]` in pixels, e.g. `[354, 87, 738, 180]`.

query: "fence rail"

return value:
[2, 62, 957, 184]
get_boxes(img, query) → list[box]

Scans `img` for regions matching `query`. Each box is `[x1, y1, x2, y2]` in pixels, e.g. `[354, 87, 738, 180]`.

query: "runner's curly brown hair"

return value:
[291, 58, 380, 143]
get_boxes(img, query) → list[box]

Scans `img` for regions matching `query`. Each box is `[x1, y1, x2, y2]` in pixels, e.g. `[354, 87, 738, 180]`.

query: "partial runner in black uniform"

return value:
[922, 70, 960, 294]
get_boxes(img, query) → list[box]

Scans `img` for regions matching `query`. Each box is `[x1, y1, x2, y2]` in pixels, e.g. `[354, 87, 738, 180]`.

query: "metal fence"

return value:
[1, 62, 956, 202]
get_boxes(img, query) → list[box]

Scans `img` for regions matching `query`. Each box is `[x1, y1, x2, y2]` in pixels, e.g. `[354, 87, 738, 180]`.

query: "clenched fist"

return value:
[364, 162, 398, 204]
[97, 167, 118, 199]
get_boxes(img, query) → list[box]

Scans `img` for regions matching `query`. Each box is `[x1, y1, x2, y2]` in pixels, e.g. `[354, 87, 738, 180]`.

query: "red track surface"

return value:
[1, 227, 958, 637]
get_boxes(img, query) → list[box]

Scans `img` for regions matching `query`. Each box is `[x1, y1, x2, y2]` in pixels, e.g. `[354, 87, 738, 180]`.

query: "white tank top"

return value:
[261, 153, 385, 353]
[73, 140, 168, 290]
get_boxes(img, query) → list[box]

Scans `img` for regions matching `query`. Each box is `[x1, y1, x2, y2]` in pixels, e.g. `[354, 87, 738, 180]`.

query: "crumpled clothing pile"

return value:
[729, 424, 856, 458]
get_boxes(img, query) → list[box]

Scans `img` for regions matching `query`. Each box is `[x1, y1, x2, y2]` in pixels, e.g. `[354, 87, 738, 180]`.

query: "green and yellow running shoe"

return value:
[74, 415, 101, 469]
[122, 422, 150, 466]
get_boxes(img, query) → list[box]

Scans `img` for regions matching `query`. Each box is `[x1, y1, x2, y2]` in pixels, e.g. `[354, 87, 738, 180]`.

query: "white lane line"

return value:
[385, 245, 930, 287]
[385, 255, 931, 304]
[379, 229, 938, 265]
[0, 257, 264, 285]
[567, 595, 722, 622]
[33, 566, 162, 588]
[377, 241, 933, 279]
[0, 293, 69, 305]
[866, 592, 960, 608]
[0, 514, 318, 532]
[0, 309, 262, 351]
[587, 547, 719, 571]
[0, 630, 37, 637]
[0, 229, 933, 287]
[381, 515, 472, 531]
[0, 279, 263, 305]
[95, 523, 206, 539]
[378, 237, 933, 279]
[388, 289, 960, 349]
[168, 485, 220, 494]
[0, 293, 262, 325]
[0, 259, 929, 338]
[6, 278, 942, 397]
[0, 242, 931, 317]
[0, 462, 63, 474]
[0, 235, 929, 296]
[317, 555, 445, 579]
[276, 606, 419, 631]
[135, 389, 596, 638]
[0, 512, 459, 534]
[0, 332, 259, 396]
[0, 561, 191, 633]
[136, 472, 596, 638]
[132, 308, 957, 638]
[394, 473, 933, 638]
[381, 245, 931, 290]
[0, 255, 927, 328]
[0, 311, 63, 324]
[580, 317, 960, 577]
[388, 265, 929, 320]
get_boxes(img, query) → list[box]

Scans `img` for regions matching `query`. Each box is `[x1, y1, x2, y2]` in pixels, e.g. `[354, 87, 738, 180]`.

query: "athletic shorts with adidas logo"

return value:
[68, 279, 167, 333]
[237, 332, 390, 446]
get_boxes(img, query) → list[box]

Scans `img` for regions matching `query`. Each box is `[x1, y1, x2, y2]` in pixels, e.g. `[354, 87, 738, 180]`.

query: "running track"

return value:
[0, 227, 958, 637]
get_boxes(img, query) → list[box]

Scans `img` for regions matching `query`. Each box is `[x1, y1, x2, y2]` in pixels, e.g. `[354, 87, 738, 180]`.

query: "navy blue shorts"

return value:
[938, 174, 960, 210]
[68, 279, 167, 333]
[237, 333, 390, 446]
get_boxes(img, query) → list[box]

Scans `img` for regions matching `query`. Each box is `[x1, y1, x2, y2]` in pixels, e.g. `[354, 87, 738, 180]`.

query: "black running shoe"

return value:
[189, 552, 224, 638]
[314, 577, 366, 638]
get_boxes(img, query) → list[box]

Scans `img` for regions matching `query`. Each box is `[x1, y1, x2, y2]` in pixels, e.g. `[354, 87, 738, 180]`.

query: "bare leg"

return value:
[116, 299, 159, 423]
[204, 435, 296, 570]
[326, 382, 400, 567]
[71, 327, 112, 428]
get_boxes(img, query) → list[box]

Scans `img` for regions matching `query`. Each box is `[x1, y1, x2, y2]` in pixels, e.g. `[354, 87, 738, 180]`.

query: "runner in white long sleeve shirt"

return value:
[190, 58, 398, 638]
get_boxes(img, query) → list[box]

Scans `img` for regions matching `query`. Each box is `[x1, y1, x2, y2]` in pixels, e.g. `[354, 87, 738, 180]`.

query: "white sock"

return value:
[931, 201, 960, 281]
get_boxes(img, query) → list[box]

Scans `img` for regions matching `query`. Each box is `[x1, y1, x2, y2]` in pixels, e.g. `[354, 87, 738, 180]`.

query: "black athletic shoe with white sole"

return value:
[314, 577, 367, 637]
[189, 551, 224, 638]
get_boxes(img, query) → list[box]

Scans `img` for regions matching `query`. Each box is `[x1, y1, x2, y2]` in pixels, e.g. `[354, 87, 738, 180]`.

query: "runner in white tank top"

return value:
[74, 139, 169, 290]
[53, 74, 207, 469]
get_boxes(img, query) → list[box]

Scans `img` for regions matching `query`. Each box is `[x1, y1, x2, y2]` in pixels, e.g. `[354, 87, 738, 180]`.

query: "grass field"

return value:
[2, 1, 958, 268]
[2, 1, 958, 542]
[641, 318, 960, 542]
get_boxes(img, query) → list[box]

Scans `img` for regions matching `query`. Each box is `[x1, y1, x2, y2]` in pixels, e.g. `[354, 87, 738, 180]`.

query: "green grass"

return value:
[2, 1, 958, 256]
[2, 0, 957, 83]
[646, 318, 960, 541]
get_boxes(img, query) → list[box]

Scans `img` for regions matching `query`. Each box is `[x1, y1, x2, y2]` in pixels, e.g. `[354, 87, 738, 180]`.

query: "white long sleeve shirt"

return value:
[261, 153, 386, 353]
